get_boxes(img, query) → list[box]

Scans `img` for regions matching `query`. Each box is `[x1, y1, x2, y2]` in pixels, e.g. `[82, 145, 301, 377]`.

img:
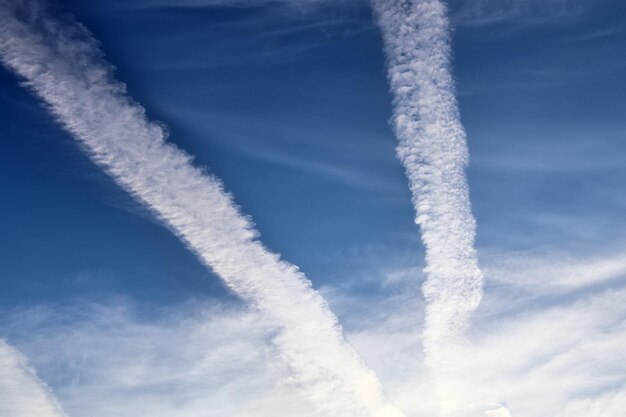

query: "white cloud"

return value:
[372, 0, 494, 414]
[0, 1, 403, 415]
[2, 301, 323, 417]
[466, 286, 626, 417]
[0, 339, 67, 417]
[484, 250, 626, 293]
[335, 257, 626, 417]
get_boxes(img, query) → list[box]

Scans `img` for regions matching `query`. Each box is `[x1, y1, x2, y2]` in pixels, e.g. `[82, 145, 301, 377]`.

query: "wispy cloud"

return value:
[557, 387, 626, 417]
[484, 250, 626, 295]
[103, 0, 329, 10]
[469, 285, 626, 417]
[372, 0, 498, 415]
[2, 244, 625, 417]
[91, 0, 366, 20]
[0, 1, 403, 415]
[448, 0, 594, 26]
[329, 246, 626, 417]
[161, 108, 405, 196]
[1, 301, 319, 417]
[472, 135, 626, 173]
[3, 297, 419, 417]
[0, 339, 66, 417]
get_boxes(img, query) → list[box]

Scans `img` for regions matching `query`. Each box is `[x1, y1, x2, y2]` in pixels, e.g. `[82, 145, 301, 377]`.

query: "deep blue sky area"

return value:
[2, 0, 626, 311]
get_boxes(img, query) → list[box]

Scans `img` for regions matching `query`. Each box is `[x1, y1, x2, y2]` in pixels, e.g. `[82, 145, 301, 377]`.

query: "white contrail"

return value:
[0, 339, 67, 417]
[0, 1, 404, 416]
[372, 0, 507, 415]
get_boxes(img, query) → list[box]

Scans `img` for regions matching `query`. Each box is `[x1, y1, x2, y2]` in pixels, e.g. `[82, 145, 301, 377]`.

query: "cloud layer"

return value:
[3, 248, 624, 417]
[0, 1, 403, 415]
[2, 301, 322, 417]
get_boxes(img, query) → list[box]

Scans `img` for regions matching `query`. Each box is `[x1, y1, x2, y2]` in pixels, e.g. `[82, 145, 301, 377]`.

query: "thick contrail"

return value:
[372, 0, 507, 416]
[0, 340, 67, 417]
[0, 1, 404, 416]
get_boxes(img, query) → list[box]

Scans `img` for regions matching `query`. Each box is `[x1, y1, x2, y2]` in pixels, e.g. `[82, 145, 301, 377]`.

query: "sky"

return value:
[1, 0, 626, 416]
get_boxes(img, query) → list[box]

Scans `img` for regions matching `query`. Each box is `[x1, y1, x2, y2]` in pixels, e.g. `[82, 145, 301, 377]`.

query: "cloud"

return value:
[107, 0, 326, 9]
[483, 250, 626, 294]
[3, 297, 424, 417]
[485, 407, 513, 417]
[1, 300, 323, 417]
[95, 0, 362, 15]
[557, 388, 626, 417]
[338, 248, 626, 417]
[372, 0, 495, 414]
[0, 339, 67, 417]
[318, 245, 626, 417]
[0, 1, 403, 415]
[467, 285, 626, 417]
[84, 0, 596, 27]
[447, 0, 594, 26]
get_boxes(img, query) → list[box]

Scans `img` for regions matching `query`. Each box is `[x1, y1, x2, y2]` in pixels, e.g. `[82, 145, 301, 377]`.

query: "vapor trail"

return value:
[0, 1, 404, 416]
[372, 0, 507, 415]
[0, 340, 67, 417]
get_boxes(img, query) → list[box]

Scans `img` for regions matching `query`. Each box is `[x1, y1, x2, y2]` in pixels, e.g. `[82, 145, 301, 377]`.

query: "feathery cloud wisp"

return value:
[0, 1, 403, 415]
[0, 340, 67, 417]
[372, 0, 504, 415]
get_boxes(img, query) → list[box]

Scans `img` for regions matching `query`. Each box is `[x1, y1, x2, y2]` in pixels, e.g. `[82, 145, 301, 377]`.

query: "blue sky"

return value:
[1, 0, 420, 308]
[1, 1, 626, 416]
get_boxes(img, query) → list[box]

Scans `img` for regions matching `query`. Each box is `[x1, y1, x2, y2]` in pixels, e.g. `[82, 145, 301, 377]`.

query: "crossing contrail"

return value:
[372, 0, 508, 415]
[0, 340, 67, 417]
[0, 1, 404, 416]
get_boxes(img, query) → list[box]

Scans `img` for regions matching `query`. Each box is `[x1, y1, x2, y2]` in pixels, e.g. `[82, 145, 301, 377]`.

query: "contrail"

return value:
[0, 339, 67, 417]
[371, 0, 508, 415]
[0, 1, 404, 416]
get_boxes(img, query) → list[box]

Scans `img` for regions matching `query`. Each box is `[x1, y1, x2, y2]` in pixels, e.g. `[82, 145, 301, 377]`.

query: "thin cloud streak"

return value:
[0, 340, 67, 417]
[557, 388, 626, 417]
[447, 0, 593, 26]
[0, 1, 404, 416]
[372, 0, 502, 415]
[484, 251, 626, 293]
